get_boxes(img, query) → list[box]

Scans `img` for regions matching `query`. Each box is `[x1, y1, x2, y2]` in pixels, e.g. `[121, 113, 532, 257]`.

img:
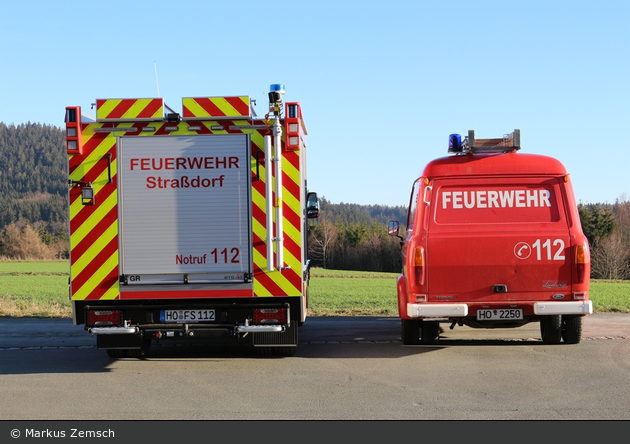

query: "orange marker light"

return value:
[413, 246, 425, 285]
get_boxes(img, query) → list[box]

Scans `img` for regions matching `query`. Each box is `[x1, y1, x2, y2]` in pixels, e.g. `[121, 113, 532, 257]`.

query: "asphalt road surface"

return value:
[1, 314, 629, 420]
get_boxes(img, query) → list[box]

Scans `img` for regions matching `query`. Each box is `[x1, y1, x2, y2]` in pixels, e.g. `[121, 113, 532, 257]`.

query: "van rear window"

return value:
[434, 181, 563, 224]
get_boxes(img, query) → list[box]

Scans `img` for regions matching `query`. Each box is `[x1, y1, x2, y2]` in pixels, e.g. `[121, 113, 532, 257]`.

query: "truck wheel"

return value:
[401, 319, 420, 345]
[255, 346, 296, 357]
[420, 321, 440, 345]
[561, 315, 582, 344]
[106, 349, 128, 359]
[127, 339, 151, 359]
[274, 346, 297, 357]
[540, 315, 562, 344]
[255, 347, 273, 357]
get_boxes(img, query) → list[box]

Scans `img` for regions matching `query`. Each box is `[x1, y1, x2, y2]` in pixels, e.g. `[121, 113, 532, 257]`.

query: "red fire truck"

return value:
[389, 130, 592, 345]
[65, 85, 319, 357]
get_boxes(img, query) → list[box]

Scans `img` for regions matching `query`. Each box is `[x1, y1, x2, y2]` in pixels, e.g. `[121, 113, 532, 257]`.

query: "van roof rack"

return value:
[449, 129, 520, 154]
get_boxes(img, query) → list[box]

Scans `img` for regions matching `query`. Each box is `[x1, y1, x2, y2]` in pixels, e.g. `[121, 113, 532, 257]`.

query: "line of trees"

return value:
[308, 197, 630, 279]
[0, 120, 628, 279]
[579, 199, 630, 280]
[306, 198, 406, 273]
[0, 122, 68, 256]
[0, 221, 68, 260]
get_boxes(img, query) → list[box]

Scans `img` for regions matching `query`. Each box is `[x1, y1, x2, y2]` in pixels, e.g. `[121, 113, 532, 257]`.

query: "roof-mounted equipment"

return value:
[449, 129, 520, 154]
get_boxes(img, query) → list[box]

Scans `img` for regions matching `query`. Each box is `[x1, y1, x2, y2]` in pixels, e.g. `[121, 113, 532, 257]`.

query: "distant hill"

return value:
[317, 197, 407, 227]
[0, 122, 409, 237]
[0, 122, 67, 236]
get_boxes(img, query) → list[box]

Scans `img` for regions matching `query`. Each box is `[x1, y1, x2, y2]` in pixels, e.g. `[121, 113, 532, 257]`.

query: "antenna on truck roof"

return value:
[449, 129, 521, 154]
[154, 61, 160, 97]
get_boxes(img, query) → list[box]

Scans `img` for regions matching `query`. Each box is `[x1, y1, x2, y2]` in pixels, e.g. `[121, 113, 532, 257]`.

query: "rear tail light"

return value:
[86, 310, 122, 327]
[575, 245, 586, 283]
[253, 308, 287, 325]
[65, 106, 83, 155]
[413, 246, 425, 285]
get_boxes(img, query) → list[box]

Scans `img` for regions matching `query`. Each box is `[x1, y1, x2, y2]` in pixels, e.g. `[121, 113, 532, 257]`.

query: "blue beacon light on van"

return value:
[448, 133, 462, 153]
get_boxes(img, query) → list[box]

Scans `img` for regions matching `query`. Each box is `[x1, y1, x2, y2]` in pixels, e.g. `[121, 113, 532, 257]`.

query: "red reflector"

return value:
[87, 310, 122, 327]
[414, 266, 424, 285]
[576, 263, 585, 284]
[576, 245, 587, 283]
[253, 308, 287, 325]
[413, 247, 425, 285]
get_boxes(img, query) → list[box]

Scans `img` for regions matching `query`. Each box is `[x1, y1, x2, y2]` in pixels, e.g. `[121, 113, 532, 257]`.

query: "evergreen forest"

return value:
[0, 121, 628, 278]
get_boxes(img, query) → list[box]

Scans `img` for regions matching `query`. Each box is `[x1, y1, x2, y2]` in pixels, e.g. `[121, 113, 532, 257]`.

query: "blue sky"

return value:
[1, 0, 628, 207]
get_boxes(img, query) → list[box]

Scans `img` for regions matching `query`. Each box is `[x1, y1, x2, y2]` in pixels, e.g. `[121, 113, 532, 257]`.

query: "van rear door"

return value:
[427, 177, 572, 302]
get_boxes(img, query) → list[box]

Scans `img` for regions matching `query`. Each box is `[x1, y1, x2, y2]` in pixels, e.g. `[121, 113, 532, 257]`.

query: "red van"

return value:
[389, 130, 592, 345]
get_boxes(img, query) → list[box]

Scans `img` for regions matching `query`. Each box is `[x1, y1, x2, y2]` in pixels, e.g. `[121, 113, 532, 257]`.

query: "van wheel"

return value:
[562, 315, 582, 344]
[421, 321, 440, 345]
[401, 319, 420, 345]
[540, 315, 562, 344]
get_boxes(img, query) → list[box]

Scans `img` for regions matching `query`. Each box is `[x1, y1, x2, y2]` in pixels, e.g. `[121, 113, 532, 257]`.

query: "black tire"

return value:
[127, 339, 151, 359]
[420, 321, 440, 345]
[562, 315, 583, 344]
[401, 319, 420, 345]
[106, 349, 128, 359]
[255, 347, 273, 357]
[540, 315, 562, 344]
[274, 346, 297, 357]
[255, 346, 296, 357]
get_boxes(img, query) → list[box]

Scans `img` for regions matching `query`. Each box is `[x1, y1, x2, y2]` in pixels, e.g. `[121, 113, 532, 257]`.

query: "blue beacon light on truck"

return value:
[270, 84, 285, 93]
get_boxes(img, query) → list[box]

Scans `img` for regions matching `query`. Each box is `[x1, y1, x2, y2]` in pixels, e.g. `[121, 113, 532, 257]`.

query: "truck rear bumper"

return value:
[236, 325, 284, 333]
[88, 324, 284, 335]
[89, 326, 139, 335]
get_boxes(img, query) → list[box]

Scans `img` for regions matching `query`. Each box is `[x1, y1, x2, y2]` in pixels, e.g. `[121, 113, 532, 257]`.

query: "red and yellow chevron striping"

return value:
[182, 96, 250, 120]
[96, 98, 164, 122]
[68, 117, 304, 301]
[250, 132, 303, 298]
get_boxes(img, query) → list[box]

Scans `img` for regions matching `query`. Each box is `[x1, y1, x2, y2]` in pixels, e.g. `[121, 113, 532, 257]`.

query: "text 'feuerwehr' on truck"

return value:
[65, 85, 319, 358]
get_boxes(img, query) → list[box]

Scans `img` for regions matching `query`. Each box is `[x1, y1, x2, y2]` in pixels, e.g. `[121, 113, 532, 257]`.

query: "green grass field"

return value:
[308, 269, 399, 316]
[0, 261, 628, 317]
[0, 260, 69, 317]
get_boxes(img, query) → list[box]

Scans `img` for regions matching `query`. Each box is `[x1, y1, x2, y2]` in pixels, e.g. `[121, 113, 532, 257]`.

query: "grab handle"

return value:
[423, 185, 433, 205]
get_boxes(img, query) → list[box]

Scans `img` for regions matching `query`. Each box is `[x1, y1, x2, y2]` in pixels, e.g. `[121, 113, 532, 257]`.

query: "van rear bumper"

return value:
[407, 300, 593, 318]
[407, 304, 468, 318]
[533, 301, 593, 315]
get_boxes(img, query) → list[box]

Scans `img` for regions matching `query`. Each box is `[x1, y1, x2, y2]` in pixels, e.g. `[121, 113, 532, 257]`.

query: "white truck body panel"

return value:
[118, 134, 252, 280]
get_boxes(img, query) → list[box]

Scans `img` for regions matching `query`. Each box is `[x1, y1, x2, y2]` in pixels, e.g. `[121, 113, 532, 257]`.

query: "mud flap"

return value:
[97, 333, 144, 350]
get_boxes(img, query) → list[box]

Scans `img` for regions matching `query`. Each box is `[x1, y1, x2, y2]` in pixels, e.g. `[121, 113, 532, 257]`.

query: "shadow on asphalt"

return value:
[1, 336, 551, 377]
[0, 316, 559, 374]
